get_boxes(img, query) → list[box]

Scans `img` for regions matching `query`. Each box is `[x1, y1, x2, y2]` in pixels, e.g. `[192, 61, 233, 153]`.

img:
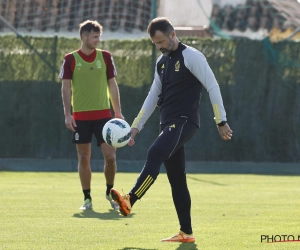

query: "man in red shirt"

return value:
[59, 20, 123, 211]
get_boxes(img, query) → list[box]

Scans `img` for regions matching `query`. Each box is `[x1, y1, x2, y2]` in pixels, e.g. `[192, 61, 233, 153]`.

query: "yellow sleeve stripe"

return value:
[212, 104, 221, 124]
[135, 175, 154, 198]
[131, 108, 145, 128]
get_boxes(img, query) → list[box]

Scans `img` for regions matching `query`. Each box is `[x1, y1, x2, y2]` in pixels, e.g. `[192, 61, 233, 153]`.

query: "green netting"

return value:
[0, 0, 154, 33]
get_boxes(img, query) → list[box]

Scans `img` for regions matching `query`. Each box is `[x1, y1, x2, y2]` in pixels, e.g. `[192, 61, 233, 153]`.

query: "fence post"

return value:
[52, 36, 58, 82]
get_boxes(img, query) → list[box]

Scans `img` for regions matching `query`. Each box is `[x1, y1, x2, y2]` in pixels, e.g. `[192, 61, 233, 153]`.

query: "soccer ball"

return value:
[102, 118, 131, 148]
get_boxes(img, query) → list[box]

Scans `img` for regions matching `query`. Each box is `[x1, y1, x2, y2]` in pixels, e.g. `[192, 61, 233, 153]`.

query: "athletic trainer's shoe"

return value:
[105, 194, 119, 210]
[161, 231, 195, 243]
[79, 198, 93, 210]
[110, 188, 131, 216]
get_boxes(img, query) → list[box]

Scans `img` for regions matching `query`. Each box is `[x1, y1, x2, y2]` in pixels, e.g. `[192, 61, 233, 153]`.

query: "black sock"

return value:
[106, 184, 113, 196]
[129, 192, 138, 207]
[180, 228, 193, 235]
[83, 189, 91, 201]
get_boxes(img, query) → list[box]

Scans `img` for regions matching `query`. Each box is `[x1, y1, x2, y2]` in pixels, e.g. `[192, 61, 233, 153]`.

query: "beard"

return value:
[159, 38, 174, 56]
[86, 40, 98, 50]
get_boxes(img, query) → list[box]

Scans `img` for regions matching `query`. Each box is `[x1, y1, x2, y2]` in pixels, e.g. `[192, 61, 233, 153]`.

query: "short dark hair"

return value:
[79, 20, 103, 38]
[147, 17, 174, 37]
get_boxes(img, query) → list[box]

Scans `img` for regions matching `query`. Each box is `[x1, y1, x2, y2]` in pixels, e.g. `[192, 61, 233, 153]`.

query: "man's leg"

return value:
[101, 142, 117, 188]
[164, 147, 192, 235]
[110, 137, 164, 216]
[110, 126, 171, 216]
[77, 143, 92, 190]
[93, 118, 117, 195]
[101, 142, 119, 210]
[76, 143, 93, 210]
[111, 118, 197, 216]
[129, 119, 197, 205]
[161, 121, 197, 242]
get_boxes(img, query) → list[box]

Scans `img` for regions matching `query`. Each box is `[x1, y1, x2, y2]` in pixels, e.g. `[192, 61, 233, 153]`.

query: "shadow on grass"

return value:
[187, 175, 227, 186]
[116, 243, 199, 250]
[176, 243, 199, 249]
[118, 248, 158, 250]
[72, 209, 135, 220]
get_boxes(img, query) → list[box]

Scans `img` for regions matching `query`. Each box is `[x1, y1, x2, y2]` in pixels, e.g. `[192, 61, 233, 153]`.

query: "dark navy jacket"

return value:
[157, 42, 202, 126]
[132, 42, 226, 132]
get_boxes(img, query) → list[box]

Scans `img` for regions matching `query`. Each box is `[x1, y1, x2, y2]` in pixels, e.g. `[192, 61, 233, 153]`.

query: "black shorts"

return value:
[72, 118, 111, 146]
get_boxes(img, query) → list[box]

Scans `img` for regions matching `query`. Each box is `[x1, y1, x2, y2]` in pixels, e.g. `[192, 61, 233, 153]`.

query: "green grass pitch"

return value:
[0, 171, 300, 250]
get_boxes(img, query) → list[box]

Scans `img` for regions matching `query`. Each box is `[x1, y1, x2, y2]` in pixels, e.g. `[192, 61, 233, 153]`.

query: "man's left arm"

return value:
[107, 77, 124, 119]
[184, 48, 233, 140]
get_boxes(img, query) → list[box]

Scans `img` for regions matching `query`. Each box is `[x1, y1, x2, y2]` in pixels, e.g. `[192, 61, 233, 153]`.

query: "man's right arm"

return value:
[59, 54, 76, 131]
[131, 68, 162, 132]
[128, 71, 162, 146]
[61, 79, 76, 132]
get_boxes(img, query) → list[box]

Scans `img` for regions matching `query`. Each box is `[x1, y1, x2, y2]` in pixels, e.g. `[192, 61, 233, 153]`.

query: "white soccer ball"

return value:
[102, 118, 131, 148]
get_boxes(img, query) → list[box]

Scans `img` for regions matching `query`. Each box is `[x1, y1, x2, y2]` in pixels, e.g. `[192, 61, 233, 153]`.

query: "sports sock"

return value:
[128, 192, 138, 206]
[83, 189, 91, 201]
[106, 184, 113, 196]
[181, 228, 193, 235]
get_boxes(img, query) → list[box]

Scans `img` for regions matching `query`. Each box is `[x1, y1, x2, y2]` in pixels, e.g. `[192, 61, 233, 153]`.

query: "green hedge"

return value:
[0, 35, 154, 86]
[2, 35, 299, 85]
[0, 35, 300, 162]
